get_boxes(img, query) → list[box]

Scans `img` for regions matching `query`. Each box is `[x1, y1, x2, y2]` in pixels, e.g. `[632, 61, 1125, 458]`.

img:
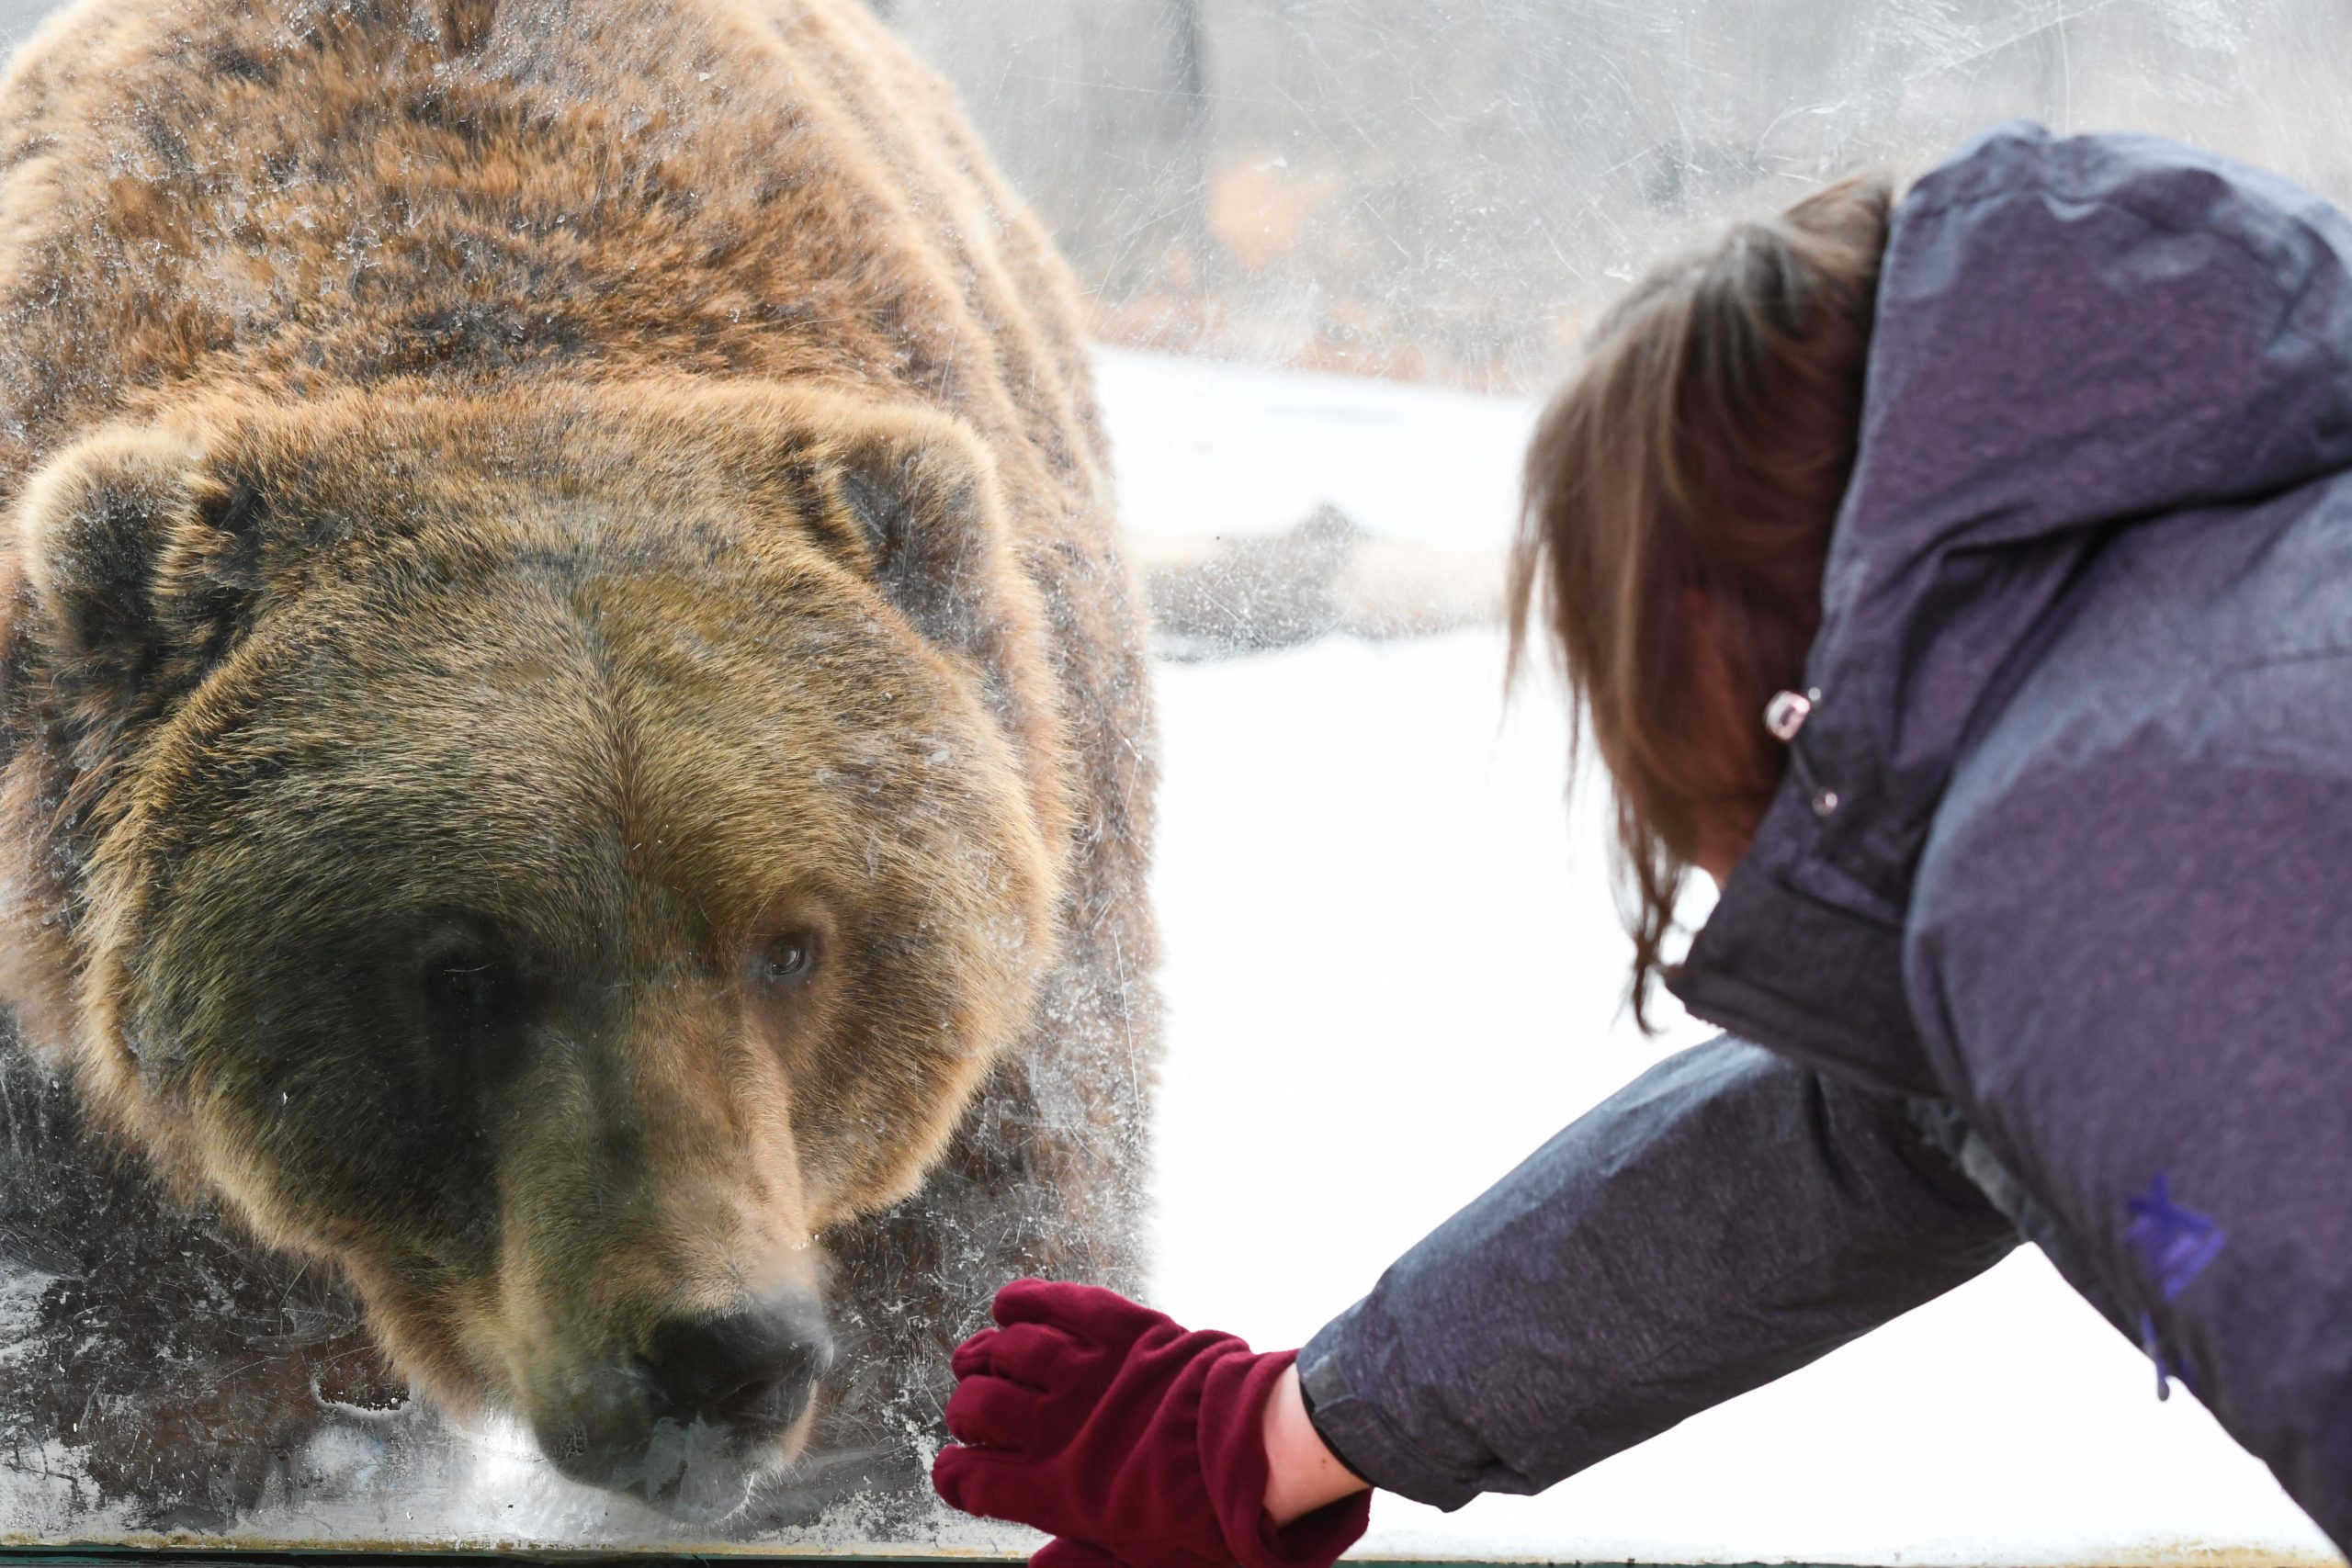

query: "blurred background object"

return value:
[883, 0, 2350, 391]
[1136, 505, 1507, 660]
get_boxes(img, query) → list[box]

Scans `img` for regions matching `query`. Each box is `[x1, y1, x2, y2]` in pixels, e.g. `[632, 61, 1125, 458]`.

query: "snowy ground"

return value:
[1106, 348, 2340, 1565]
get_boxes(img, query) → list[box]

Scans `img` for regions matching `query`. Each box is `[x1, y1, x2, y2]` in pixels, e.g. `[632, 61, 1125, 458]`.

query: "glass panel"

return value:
[0, 0, 2337, 1559]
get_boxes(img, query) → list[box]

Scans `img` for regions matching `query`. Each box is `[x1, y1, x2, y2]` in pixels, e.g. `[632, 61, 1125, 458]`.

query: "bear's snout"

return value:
[640, 1296, 836, 1433]
[533, 1292, 836, 1516]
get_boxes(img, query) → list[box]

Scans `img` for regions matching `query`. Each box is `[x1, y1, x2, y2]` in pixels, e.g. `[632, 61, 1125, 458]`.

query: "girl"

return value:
[931, 123, 2352, 1558]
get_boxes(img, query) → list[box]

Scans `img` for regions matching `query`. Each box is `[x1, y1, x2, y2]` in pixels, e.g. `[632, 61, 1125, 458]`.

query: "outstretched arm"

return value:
[1294, 1035, 2016, 1508]
[933, 1035, 2016, 1563]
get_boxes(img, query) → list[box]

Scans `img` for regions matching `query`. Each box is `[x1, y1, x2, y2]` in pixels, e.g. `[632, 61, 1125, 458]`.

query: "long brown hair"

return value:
[1507, 173, 1892, 1029]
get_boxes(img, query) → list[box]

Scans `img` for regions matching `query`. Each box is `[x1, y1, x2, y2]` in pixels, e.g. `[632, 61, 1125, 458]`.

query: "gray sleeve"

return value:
[1294, 1036, 2018, 1508]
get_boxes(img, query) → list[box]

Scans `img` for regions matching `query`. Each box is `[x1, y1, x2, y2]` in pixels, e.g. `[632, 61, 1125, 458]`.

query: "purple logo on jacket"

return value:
[2125, 1172, 2226, 1302]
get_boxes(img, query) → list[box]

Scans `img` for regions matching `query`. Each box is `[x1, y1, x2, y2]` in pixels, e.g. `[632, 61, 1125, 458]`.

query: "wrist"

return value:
[1260, 1360, 1372, 1528]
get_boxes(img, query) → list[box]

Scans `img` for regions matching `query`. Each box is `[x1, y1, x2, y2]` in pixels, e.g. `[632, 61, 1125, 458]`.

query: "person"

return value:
[928, 121, 2352, 1561]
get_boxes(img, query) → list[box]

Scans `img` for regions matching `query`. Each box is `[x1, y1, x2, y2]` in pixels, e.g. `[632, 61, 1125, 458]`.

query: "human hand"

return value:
[932, 1280, 1369, 1568]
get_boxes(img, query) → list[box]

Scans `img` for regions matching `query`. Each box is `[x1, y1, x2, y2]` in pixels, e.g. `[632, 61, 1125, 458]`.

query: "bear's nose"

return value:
[639, 1295, 836, 1430]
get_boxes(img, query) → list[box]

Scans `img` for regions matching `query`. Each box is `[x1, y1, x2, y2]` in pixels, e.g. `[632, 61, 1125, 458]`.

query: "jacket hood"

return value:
[1672, 124, 2352, 1090]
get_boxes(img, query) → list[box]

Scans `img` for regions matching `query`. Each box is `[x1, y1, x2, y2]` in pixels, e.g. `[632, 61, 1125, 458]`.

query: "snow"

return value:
[1095, 348, 1540, 554]
[1113, 348, 2341, 1565]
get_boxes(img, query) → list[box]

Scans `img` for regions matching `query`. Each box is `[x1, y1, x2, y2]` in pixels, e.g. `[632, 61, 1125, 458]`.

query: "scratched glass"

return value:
[0, 0, 2338, 1558]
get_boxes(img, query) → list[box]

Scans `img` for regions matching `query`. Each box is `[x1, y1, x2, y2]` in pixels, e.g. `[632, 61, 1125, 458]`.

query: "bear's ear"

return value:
[820, 407, 1023, 671]
[15, 429, 269, 751]
[710, 387, 1063, 769]
[615, 379, 1065, 763]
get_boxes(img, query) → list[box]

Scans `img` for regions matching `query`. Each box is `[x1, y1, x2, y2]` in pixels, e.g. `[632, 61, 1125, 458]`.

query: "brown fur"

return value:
[0, 0, 1158, 1525]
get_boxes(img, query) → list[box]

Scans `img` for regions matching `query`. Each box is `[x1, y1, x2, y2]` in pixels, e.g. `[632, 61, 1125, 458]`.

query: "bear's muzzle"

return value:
[534, 1290, 837, 1517]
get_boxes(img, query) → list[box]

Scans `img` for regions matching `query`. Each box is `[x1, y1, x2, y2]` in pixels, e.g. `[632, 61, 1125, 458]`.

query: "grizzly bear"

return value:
[0, 0, 1157, 1532]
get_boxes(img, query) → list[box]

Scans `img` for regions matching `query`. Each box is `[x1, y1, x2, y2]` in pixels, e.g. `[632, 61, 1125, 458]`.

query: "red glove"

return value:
[932, 1280, 1370, 1568]
[1029, 1543, 1125, 1568]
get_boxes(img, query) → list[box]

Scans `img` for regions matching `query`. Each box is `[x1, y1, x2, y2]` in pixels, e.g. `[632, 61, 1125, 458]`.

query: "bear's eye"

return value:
[424, 947, 526, 1034]
[753, 931, 819, 990]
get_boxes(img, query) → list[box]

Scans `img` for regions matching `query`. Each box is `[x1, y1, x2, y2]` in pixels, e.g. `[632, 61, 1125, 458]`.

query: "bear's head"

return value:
[0, 382, 1072, 1515]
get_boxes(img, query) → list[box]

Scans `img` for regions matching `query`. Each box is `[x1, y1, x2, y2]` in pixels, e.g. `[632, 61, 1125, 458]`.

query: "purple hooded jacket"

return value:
[1296, 124, 2352, 1547]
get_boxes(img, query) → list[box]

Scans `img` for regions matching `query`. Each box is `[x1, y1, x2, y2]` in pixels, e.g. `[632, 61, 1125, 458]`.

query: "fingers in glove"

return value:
[933, 1440, 1064, 1529]
[953, 1320, 1088, 1389]
[992, 1278, 1102, 1331]
[949, 1326, 1003, 1382]
[989, 1278, 1166, 1348]
[942, 1368, 1049, 1450]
